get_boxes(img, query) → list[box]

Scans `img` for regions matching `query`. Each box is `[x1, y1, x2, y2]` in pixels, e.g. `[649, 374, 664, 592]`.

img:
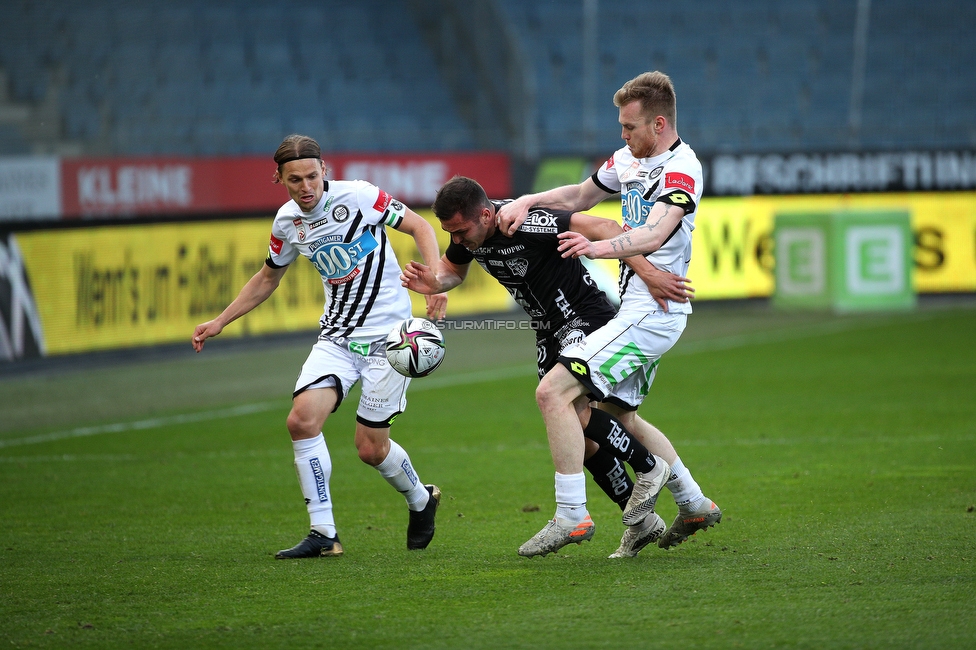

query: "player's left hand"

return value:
[425, 292, 448, 321]
[557, 231, 597, 259]
[634, 266, 695, 312]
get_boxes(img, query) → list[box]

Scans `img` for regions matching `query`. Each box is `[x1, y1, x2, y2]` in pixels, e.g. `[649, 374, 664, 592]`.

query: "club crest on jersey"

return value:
[506, 258, 529, 277]
[332, 205, 350, 222]
[650, 165, 664, 179]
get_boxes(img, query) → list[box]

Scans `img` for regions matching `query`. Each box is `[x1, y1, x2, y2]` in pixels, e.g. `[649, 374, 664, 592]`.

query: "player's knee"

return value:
[535, 378, 556, 411]
[286, 409, 320, 441]
[356, 438, 386, 466]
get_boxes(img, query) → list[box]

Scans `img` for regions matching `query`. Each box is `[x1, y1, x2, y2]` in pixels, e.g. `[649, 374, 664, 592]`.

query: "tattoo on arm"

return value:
[610, 232, 635, 254]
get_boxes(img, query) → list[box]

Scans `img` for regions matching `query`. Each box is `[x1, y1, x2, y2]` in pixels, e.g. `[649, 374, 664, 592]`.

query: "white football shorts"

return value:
[558, 310, 687, 410]
[294, 335, 409, 427]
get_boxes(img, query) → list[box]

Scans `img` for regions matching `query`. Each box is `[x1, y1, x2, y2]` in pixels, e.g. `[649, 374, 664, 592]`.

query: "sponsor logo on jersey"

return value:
[332, 205, 350, 222]
[309, 217, 328, 229]
[605, 155, 615, 170]
[309, 231, 378, 283]
[523, 213, 556, 228]
[270, 233, 283, 255]
[348, 341, 370, 356]
[661, 189, 693, 208]
[621, 161, 642, 182]
[292, 218, 303, 226]
[373, 190, 392, 213]
[622, 185, 653, 228]
[497, 244, 526, 255]
[650, 165, 664, 179]
[570, 360, 588, 376]
[308, 235, 343, 251]
[665, 172, 695, 193]
[322, 195, 334, 213]
[506, 257, 528, 277]
[488, 259, 504, 267]
[521, 212, 558, 234]
[328, 267, 361, 285]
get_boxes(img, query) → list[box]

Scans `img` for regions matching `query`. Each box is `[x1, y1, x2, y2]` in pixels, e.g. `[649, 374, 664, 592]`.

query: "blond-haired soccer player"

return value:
[498, 72, 722, 557]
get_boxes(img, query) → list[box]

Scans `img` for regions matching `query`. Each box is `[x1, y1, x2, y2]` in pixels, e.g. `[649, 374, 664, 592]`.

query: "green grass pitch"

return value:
[1, 300, 974, 649]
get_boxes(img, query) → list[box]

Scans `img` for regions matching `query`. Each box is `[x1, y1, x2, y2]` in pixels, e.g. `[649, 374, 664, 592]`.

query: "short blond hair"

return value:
[613, 71, 676, 126]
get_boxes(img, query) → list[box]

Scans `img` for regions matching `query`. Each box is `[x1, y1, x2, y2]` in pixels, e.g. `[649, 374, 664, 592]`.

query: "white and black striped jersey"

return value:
[592, 138, 703, 314]
[266, 180, 412, 340]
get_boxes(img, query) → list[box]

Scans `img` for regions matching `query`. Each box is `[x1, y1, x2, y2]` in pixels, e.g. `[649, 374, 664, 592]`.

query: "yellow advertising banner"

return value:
[12, 193, 975, 356]
[15, 211, 512, 355]
[588, 191, 976, 299]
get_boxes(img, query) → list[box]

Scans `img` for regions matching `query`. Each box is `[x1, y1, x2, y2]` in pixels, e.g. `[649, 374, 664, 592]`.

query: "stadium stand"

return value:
[0, 0, 972, 157]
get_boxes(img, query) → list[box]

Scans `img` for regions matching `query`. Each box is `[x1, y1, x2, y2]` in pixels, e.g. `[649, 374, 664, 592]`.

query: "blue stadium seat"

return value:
[0, 0, 972, 157]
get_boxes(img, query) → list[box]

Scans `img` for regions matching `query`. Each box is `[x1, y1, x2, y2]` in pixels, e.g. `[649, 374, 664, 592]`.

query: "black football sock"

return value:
[583, 407, 656, 473]
[583, 447, 633, 511]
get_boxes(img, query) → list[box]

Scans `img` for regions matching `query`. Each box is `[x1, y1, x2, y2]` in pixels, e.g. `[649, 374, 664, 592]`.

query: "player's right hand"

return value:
[495, 196, 532, 237]
[191, 320, 223, 353]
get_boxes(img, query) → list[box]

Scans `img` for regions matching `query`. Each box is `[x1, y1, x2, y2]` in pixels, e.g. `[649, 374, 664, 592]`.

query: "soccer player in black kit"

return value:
[401, 176, 703, 558]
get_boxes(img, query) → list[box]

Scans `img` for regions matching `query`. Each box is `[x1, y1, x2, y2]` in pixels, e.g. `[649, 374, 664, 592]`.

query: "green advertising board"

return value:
[774, 211, 915, 312]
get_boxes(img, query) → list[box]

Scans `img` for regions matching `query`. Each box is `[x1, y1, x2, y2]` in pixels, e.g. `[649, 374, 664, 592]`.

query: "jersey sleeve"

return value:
[358, 182, 408, 229]
[657, 160, 703, 214]
[266, 218, 299, 268]
[445, 241, 474, 265]
[553, 210, 573, 234]
[591, 154, 621, 194]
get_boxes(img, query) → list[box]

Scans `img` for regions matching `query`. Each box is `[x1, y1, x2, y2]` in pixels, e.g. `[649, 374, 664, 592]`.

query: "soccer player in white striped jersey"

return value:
[499, 72, 722, 557]
[192, 134, 446, 557]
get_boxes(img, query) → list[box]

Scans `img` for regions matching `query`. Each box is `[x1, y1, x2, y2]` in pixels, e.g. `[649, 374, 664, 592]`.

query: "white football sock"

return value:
[554, 471, 588, 523]
[376, 439, 429, 511]
[666, 457, 706, 510]
[292, 434, 336, 538]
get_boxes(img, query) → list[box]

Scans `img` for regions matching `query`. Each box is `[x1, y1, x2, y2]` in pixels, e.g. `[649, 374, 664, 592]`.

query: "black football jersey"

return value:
[445, 201, 616, 336]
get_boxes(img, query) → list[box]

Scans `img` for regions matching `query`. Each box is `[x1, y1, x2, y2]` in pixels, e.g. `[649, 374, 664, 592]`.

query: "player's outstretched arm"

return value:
[396, 208, 442, 269]
[192, 263, 287, 352]
[497, 178, 609, 236]
[559, 201, 685, 259]
[401, 256, 468, 295]
[566, 211, 689, 309]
